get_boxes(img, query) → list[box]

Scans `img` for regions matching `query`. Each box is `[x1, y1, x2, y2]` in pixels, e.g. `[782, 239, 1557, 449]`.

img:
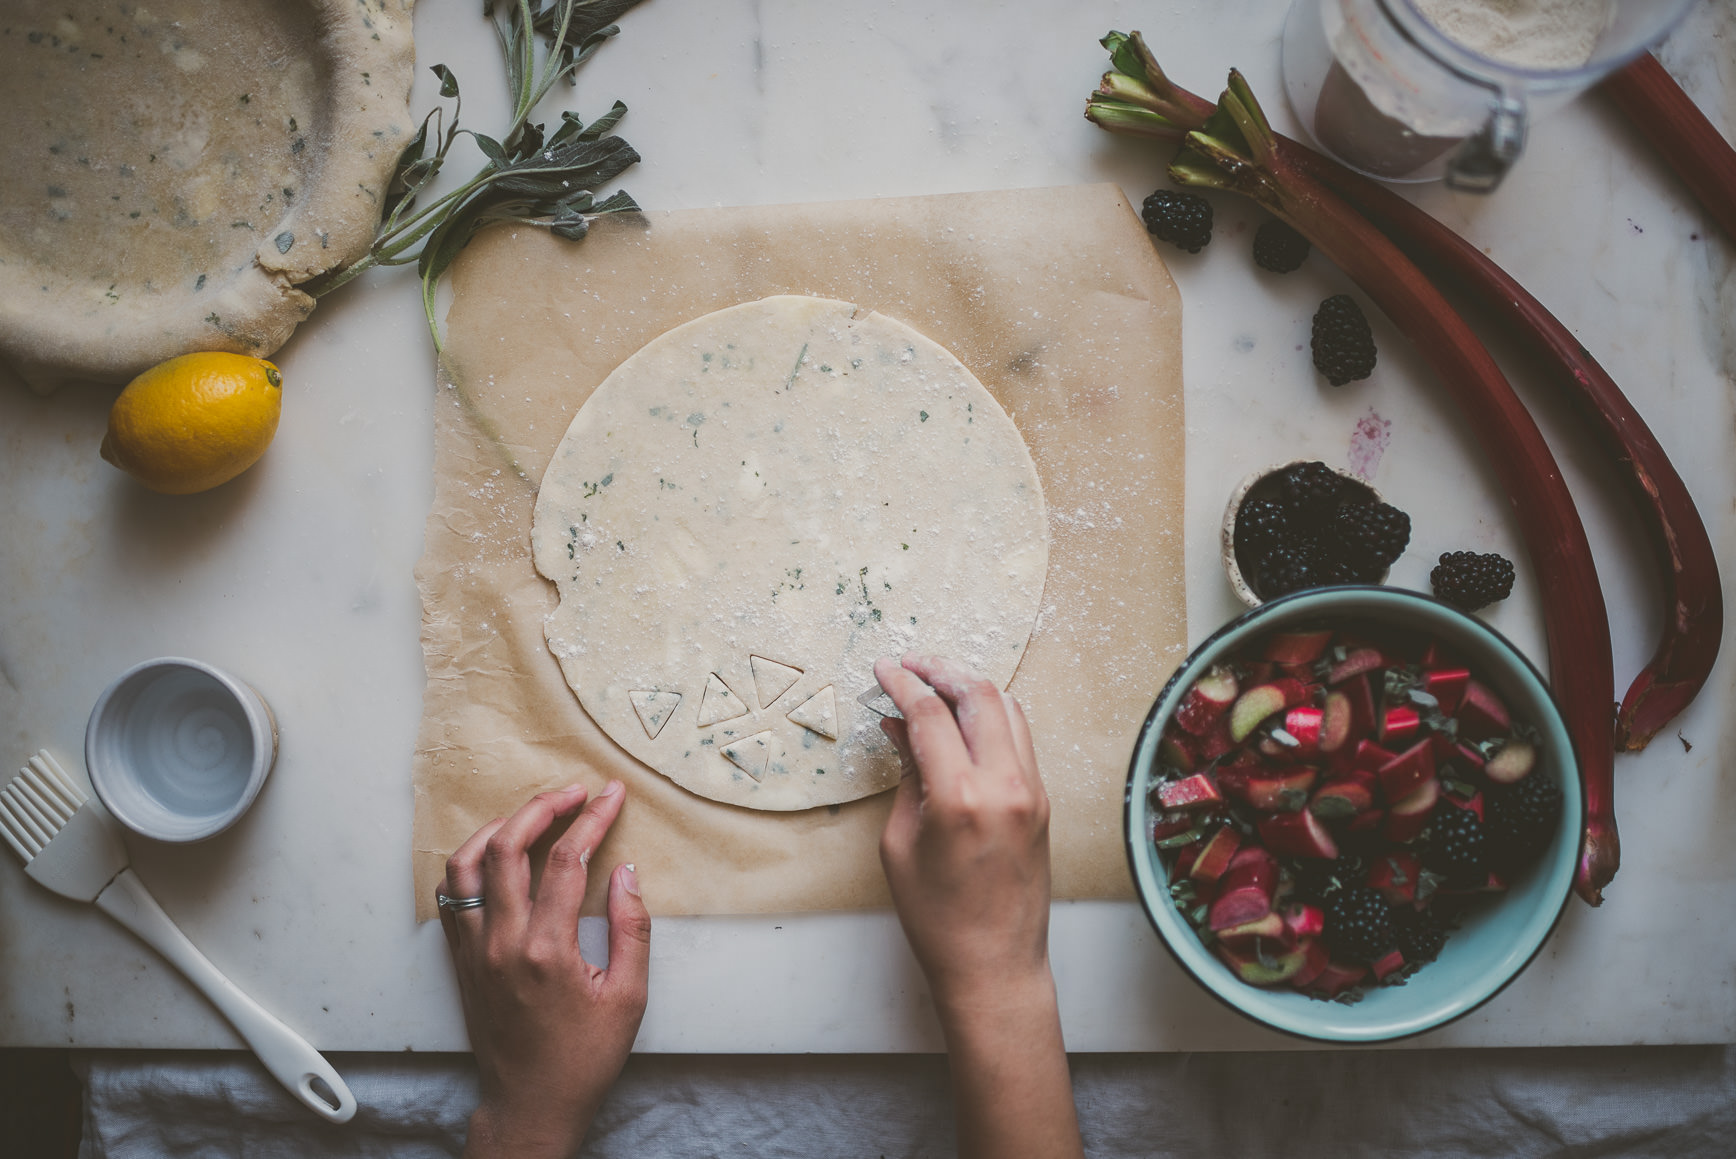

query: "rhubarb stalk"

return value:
[1290, 151, 1722, 752]
[1602, 51, 1736, 247]
[1088, 36, 1620, 903]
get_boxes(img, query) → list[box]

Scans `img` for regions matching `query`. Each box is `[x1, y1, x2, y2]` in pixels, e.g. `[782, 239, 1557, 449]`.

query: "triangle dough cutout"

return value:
[750, 655, 804, 707]
[787, 685, 838, 741]
[720, 731, 774, 781]
[696, 673, 750, 728]
[629, 690, 682, 740]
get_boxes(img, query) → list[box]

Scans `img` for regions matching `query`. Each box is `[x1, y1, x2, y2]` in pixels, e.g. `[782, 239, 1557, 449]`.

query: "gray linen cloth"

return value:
[73, 1047, 1736, 1157]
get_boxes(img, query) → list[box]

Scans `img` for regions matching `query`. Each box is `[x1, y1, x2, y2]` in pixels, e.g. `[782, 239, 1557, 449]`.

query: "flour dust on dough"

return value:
[531, 295, 1051, 810]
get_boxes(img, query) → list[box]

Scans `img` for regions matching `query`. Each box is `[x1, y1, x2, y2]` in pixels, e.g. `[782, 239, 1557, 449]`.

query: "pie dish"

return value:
[0, 0, 416, 391]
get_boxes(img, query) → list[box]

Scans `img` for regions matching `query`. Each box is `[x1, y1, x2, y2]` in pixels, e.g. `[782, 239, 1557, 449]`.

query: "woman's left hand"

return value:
[437, 781, 651, 1159]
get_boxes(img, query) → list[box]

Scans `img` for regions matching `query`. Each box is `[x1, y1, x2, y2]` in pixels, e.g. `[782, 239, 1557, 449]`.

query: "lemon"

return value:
[100, 353, 284, 494]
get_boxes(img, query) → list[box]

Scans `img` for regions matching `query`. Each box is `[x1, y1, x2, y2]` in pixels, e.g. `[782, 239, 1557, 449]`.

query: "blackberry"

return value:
[1332, 502, 1411, 570]
[1293, 853, 1366, 904]
[1253, 533, 1327, 598]
[1311, 294, 1378, 386]
[1486, 773, 1563, 870]
[1324, 886, 1396, 962]
[1276, 461, 1345, 527]
[1431, 551, 1516, 610]
[1252, 219, 1311, 273]
[1234, 496, 1291, 553]
[1422, 802, 1486, 883]
[1395, 908, 1452, 964]
[1311, 556, 1362, 587]
[1141, 189, 1213, 253]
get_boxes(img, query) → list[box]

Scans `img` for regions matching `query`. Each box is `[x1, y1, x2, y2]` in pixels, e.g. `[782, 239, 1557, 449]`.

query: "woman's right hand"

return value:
[872, 653, 1055, 1019]
[873, 653, 1083, 1159]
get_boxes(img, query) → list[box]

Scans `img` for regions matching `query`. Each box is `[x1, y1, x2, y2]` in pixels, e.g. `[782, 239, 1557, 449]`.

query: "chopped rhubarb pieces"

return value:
[1158, 774, 1223, 810]
[1175, 665, 1239, 736]
[1379, 705, 1421, 746]
[1188, 826, 1242, 884]
[1283, 705, 1324, 754]
[1376, 740, 1436, 802]
[1150, 808, 1197, 841]
[1208, 849, 1279, 930]
[1154, 621, 1555, 1004]
[1423, 667, 1470, 714]
[1309, 778, 1374, 820]
[1319, 691, 1353, 753]
[1370, 948, 1408, 981]
[1367, 850, 1422, 906]
[1174, 842, 1201, 877]
[1485, 738, 1537, 784]
[1448, 789, 1486, 822]
[1219, 765, 1318, 812]
[1458, 680, 1512, 740]
[1257, 809, 1340, 860]
[1449, 741, 1487, 774]
[1346, 807, 1386, 836]
[1214, 942, 1308, 987]
[1306, 959, 1369, 997]
[1215, 911, 1290, 947]
[1327, 647, 1388, 685]
[1228, 683, 1290, 743]
[1281, 902, 1326, 940]
[1288, 938, 1333, 990]
[1347, 738, 1397, 774]
[1263, 628, 1335, 665]
[1342, 673, 1378, 740]
[1159, 727, 1196, 772]
[1197, 722, 1237, 762]
[1385, 777, 1441, 844]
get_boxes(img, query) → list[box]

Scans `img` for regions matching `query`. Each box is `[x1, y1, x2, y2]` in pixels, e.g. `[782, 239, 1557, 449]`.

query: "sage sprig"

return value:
[307, 0, 646, 350]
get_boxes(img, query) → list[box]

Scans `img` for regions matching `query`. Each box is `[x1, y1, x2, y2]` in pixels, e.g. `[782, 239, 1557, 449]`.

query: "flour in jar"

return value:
[1411, 0, 1613, 70]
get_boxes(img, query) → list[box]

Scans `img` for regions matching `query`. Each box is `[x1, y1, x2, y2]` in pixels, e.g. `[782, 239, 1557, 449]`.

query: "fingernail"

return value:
[598, 779, 623, 799]
[561, 782, 587, 797]
[621, 863, 641, 896]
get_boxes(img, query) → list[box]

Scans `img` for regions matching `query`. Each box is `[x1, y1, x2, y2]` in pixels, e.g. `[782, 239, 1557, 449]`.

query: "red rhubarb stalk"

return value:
[1087, 36, 1620, 903]
[1602, 51, 1736, 246]
[1289, 152, 1722, 751]
[1088, 31, 1722, 752]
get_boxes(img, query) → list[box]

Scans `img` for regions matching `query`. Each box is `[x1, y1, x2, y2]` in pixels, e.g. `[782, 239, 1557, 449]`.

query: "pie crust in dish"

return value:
[0, 0, 416, 391]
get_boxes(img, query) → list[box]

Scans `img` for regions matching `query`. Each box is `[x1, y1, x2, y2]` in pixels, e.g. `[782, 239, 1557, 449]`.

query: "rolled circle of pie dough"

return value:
[531, 295, 1051, 810]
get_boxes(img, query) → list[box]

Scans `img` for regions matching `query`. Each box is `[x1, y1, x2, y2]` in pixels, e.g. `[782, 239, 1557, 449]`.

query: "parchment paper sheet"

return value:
[411, 184, 1185, 920]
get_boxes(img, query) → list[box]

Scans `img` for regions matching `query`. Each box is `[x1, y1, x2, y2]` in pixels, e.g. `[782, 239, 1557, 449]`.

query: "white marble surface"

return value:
[1, 0, 1733, 1052]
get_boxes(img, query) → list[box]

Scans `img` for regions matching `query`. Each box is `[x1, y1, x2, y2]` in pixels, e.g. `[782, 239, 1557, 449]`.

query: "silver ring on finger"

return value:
[437, 890, 486, 912]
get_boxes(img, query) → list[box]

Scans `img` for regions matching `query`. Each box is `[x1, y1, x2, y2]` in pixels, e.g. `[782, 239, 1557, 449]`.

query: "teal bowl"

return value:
[1124, 586, 1582, 1043]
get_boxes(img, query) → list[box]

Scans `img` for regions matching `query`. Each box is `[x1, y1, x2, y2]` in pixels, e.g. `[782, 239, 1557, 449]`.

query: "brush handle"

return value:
[94, 868, 357, 1123]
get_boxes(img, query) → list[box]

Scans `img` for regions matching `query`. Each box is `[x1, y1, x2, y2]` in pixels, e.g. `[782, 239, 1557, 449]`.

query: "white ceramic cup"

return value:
[85, 658, 278, 843]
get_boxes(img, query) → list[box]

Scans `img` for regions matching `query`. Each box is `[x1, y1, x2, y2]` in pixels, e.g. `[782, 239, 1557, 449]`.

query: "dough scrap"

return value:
[751, 656, 804, 707]
[0, 0, 416, 391]
[719, 732, 775, 782]
[786, 686, 838, 741]
[531, 295, 1050, 810]
[629, 690, 682, 740]
[696, 674, 750, 728]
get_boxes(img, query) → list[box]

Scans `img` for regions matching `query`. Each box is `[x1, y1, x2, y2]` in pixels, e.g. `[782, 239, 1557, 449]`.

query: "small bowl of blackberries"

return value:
[1224, 460, 1412, 606]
